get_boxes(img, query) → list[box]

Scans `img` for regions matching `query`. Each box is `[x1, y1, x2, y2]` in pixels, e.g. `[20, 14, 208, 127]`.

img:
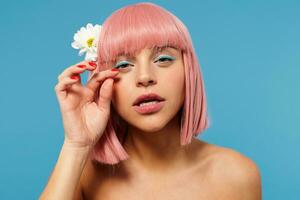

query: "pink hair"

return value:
[87, 2, 211, 165]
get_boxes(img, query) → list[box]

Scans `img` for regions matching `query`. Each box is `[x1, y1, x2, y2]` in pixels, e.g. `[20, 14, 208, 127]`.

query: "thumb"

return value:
[97, 78, 114, 112]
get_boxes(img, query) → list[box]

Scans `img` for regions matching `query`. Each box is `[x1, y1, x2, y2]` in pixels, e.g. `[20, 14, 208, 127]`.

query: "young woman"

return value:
[40, 2, 262, 200]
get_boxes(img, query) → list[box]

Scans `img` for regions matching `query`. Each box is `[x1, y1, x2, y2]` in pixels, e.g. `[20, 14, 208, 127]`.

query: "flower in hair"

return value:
[71, 23, 102, 61]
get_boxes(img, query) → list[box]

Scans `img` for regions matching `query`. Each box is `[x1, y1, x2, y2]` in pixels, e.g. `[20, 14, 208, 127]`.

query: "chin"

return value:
[127, 114, 170, 132]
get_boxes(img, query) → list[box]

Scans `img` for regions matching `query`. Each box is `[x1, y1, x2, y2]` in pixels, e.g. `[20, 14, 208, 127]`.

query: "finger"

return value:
[58, 61, 97, 81]
[54, 75, 80, 99]
[86, 60, 98, 68]
[97, 78, 114, 112]
[86, 69, 119, 94]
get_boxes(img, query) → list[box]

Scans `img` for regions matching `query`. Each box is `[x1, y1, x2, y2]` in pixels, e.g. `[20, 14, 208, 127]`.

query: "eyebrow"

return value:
[115, 45, 178, 61]
[152, 45, 177, 54]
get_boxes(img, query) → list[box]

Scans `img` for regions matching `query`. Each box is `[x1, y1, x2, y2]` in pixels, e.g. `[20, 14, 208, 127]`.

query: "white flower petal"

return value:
[72, 23, 101, 60]
[79, 48, 87, 56]
[85, 53, 92, 61]
[80, 27, 86, 32]
[73, 33, 78, 41]
[86, 23, 93, 30]
[85, 51, 97, 61]
[72, 40, 84, 49]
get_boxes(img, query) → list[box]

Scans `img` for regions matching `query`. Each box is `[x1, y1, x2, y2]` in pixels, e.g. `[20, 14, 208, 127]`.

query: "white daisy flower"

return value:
[71, 23, 102, 61]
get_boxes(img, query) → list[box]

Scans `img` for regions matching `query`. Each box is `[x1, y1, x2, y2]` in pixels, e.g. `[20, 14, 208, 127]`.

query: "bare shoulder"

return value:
[197, 140, 262, 199]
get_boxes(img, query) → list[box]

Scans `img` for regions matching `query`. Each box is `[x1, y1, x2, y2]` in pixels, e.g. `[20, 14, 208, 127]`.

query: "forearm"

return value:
[39, 141, 91, 200]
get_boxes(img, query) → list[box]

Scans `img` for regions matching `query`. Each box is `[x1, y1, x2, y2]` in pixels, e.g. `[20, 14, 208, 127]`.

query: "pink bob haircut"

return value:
[87, 2, 211, 165]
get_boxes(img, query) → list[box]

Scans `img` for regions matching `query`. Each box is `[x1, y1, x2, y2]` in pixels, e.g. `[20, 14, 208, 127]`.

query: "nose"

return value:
[135, 62, 157, 87]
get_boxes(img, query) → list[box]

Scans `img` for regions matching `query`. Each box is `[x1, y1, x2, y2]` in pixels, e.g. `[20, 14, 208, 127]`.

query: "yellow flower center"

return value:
[86, 37, 94, 48]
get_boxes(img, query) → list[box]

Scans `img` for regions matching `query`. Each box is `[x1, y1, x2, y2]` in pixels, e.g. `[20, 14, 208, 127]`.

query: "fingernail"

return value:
[88, 61, 97, 67]
[77, 64, 86, 68]
[111, 68, 119, 72]
[70, 75, 79, 79]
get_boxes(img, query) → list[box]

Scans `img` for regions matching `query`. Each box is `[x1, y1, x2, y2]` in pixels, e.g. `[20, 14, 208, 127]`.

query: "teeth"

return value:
[139, 100, 159, 107]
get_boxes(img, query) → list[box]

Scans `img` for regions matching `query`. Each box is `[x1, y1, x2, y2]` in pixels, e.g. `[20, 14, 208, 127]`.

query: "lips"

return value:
[132, 93, 165, 106]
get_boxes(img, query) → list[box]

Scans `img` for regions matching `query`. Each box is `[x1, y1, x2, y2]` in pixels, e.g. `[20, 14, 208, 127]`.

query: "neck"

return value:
[122, 113, 196, 174]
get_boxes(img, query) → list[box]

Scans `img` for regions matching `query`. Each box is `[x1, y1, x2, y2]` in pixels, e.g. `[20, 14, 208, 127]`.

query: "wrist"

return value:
[63, 140, 93, 153]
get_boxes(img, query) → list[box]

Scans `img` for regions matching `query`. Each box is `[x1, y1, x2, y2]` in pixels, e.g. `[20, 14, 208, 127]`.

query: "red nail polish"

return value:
[70, 75, 79, 79]
[111, 68, 119, 71]
[88, 61, 97, 67]
[77, 64, 86, 68]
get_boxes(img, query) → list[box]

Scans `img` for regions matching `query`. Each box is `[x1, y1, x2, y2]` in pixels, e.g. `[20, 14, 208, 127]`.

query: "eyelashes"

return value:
[154, 55, 176, 63]
[114, 61, 132, 69]
[114, 55, 176, 69]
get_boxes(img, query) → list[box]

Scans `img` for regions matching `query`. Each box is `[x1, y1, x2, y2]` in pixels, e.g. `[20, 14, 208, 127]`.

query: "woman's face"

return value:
[111, 46, 185, 132]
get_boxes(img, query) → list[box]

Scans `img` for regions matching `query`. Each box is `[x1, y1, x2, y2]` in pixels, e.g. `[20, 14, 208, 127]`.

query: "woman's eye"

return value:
[114, 61, 132, 69]
[155, 55, 175, 63]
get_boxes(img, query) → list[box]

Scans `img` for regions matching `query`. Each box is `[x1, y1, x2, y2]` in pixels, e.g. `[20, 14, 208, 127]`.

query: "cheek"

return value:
[165, 65, 185, 96]
[111, 79, 121, 107]
[111, 76, 133, 111]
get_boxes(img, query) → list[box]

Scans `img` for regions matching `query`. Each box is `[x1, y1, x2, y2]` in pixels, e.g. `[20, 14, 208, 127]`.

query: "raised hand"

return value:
[54, 61, 119, 148]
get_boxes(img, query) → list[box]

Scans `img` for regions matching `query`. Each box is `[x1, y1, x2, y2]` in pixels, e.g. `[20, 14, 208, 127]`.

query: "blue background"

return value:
[0, 0, 299, 199]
